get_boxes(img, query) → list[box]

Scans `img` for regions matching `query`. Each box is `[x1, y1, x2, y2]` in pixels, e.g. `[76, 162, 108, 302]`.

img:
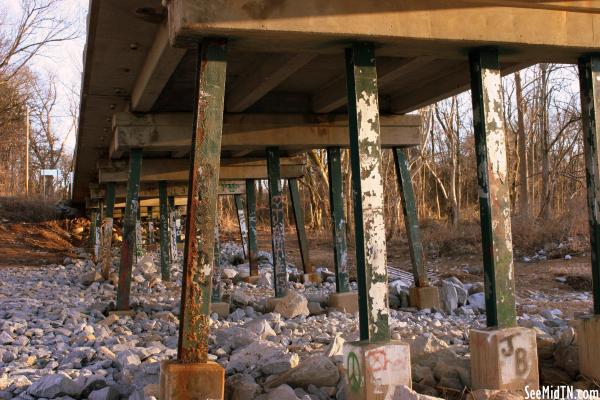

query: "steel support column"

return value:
[578, 55, 600, 315]
[147, 206, 154, 244]
[289, 178, 313, 274]
[89, 210, 97, 257]
[177, 39, 227, 363]
[116, 148, 143, 311]
[345, 43, 390, 342]
[327, 147, 350, 293]
[246, 179, 259, 276]
[469, 48, 517, 328]
[101, 182, 116, 280]
[168, 196, 177, 263]
[234, 194, 249, 259]
[212, 223, 222, 302]
[159, 181, 170, 281]
[267, 146, 288, 298]
[393, 148, 428, 288]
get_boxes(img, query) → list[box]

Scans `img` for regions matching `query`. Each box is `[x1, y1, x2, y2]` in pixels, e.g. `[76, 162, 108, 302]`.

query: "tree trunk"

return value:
[515, 71, 529, 217]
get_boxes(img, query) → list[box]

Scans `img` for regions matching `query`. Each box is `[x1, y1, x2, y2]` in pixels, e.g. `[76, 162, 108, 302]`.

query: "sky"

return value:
[5, 0, 89, 152]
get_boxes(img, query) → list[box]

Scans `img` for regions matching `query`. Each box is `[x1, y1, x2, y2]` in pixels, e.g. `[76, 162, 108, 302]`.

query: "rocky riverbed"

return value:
[0, 241, 597, 399]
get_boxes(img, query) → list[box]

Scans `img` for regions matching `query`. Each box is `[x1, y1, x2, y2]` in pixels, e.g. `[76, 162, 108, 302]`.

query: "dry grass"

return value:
[0, 196, 59, 223]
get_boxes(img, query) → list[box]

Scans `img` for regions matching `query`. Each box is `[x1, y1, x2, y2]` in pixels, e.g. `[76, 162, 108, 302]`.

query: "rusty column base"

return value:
[328, 292, 359, 314]
[343, 340, 411, 399]
[470, 327, 539, 390]
[575, 314, 600, 381]
[160, 360, 225, 400]
[408, 286, 441, 310]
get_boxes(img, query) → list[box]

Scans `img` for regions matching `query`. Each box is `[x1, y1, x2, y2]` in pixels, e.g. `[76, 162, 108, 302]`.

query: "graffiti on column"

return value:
[271, 194, 288, 297]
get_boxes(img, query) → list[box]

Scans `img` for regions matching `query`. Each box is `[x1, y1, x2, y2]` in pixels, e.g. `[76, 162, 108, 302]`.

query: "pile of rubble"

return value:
[0, 241, 595, 399]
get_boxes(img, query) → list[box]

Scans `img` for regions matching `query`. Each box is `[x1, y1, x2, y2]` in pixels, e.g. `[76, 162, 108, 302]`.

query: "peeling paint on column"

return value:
[345, 43, 390, 342]
[159, 181, 170, 281]
[212, 223, 222, 302]
[116, 148, 142, 311]
[168, 196, 178, 264]
[234, 194, 249, 259]
[469, 49, 516, 328]
[101, 183, 115, 280]
[327, 147, 350, 293]
[246, 179, 259, 277]
[267, 147, 288, 298]
[394, 149, 427, 288]
[578, 56, 600, 315]
[178, 39, 227, 364]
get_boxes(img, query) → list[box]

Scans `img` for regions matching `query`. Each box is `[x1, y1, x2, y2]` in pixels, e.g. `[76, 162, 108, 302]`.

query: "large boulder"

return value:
[265, 355, 339, 389]
[274, 292, 309, 319]
[28, 373, 80, 398]
[227, 341, 292, 374]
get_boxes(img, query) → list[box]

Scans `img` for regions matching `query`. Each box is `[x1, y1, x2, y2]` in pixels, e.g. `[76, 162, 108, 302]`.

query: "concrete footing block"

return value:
[409, 286, 441, 310]
[242, 275, 259, 285]
[159, 360, 224, 400]
[343, 340, 411, 399]
[328, 292, 359, 314]
[210, 302, 230, 318]
[470, 326, 539, 390]
[302, 272, 322, 284]
[575, 314, 600, 381]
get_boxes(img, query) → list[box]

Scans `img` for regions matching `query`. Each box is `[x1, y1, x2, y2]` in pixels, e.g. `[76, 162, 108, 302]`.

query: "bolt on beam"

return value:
[469, 48, 517, 328]
[289, 178, 313, 274]
[116, 148, 143, 311]
[393, 148, 428, 288]
[246, 179, 259, 277]
[345, 43, 390, 342]
[159, 181, 170, 281]
[267, 146, 288, 298]
[177, 39, 227, 363]
[578, 55, 600, 315]
[327, 147, 350, 293]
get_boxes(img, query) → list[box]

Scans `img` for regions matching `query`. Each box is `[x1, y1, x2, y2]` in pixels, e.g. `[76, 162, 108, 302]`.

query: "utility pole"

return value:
[25, 106, 29, 197]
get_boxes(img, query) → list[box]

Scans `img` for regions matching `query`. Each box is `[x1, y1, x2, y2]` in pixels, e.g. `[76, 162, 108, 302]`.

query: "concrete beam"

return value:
[110, 112, 421, 158]
[90, 181, 245, 200]
[166, 0, 600, 60]
[130, 22, 187, 112]
[312, 57, 433, 113]
[98, 157, 306, 183]
[226, 53, 317, 112]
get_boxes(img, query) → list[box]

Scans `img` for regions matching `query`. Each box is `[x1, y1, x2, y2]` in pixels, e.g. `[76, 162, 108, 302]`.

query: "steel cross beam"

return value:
[267, 147, 288, 298]
[346, 43, 390, 342]
[177, 39, 227, 363]
[116, 148, 143, 311]
[578, 55, 600, 315]
[289, 178, 313, 275]
[393, 148, 428, 288]
[469, 48, 517, 328]
[327, 147, 350, 293]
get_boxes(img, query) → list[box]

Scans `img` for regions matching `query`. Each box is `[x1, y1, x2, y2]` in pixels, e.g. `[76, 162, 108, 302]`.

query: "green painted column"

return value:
[469, 48, 517, 328]
[289, 178, 313, 274]
[147, 206, 154, 245]
[327, 147, 350, 293]
[177, 39, 227, 363]
[393, 148, 428, 288]
[234, 194, 249, 259]
[246, 179, 259, 277]
[212, 224, 222, 302]
[267, 146, 288, 298]
[168, 195, 177, 263]
[90, 209, 98, 260]
[101, 182, 116, 279]
[159, 181, 170, 281]
[345, 43, 390, 342]
[578, 55, 600, 315]
[116, 148, 143, 311]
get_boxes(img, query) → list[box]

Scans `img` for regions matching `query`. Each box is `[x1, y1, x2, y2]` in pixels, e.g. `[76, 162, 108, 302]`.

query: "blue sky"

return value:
[5, 0, 89, 152]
